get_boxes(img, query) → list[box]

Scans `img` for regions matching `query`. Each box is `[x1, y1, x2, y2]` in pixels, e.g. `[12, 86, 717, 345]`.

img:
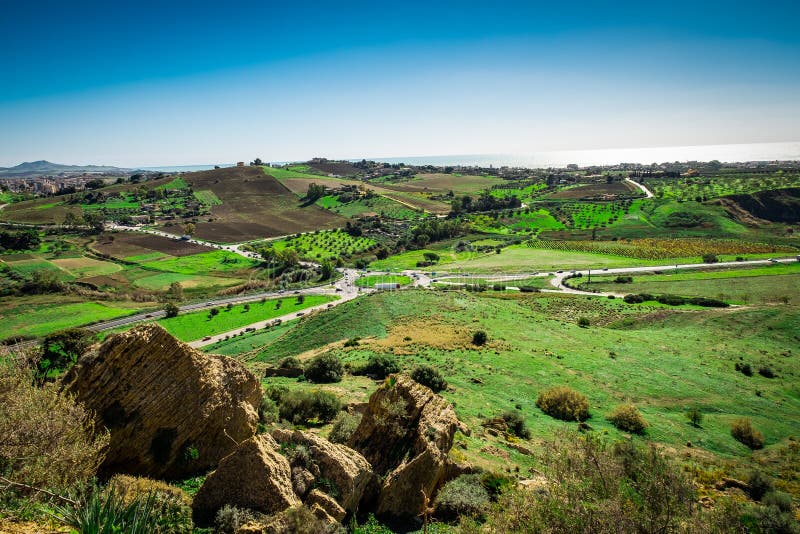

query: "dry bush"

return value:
[607, 404, 648, 435]
[731, 418, 765, 450]
[471, 432, 698, 533]
[536, 386, 590, 422]
[0, 360, 109, 494]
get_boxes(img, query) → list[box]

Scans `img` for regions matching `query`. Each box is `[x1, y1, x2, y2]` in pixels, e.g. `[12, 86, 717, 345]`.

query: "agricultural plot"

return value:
[545, 180, 641, 200]
[131, 272, 244, 291]
[157, 294, 336, 341]
[581, 263, 800, 304]
[249, 290, 800, 467]
[92, 232, 214, 259]
[489, 182, 548, 201]
[355, 274, 411, 287]
[378, 173, 505, 195]
[0, 296, 148, 341]
[645, 172, 800, 201]
[180, 166, 345, 242]
[140, 250, 260, 275]
[525, 237, 794, 260]
[316, 194, 420, 219]
[471, 209, 564, 234]
[267, 230, 375, 261]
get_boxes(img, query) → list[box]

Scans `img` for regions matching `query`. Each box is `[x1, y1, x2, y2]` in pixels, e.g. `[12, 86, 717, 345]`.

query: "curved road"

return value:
[625, 178, 654, 198]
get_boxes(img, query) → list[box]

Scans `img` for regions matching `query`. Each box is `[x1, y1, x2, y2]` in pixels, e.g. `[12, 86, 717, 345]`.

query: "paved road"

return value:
[188, 268, 364, 348]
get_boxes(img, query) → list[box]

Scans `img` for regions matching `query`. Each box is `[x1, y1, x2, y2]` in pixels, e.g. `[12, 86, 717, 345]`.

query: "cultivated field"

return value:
[180, 166, 345, 242]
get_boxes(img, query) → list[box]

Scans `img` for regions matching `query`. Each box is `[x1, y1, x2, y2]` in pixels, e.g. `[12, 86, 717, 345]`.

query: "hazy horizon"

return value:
[5, 140, 800, 172]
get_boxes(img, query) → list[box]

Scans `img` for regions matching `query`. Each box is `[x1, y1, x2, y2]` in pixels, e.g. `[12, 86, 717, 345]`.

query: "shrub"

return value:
[258, 396, 279, 426]
[518, 286, 540, 293]
[731, 418, 765, 450]
[343, 337, 361, 347]
[214, 505, 256, 534]
[577, 317, 590, 328]
[702, 253, 719, 264]
[358, 354, 400, 379]
[492, 284, 506, 291]
[276, 390, 342, 425]
[107, 475, 193, 533]
[278, 356, 301, 369]
[0, 363, 109, 495]
[536, 386, 590, 421]
[686, 408, 703, 427]
[304, 353, 343, 383]
[607, 404, 648, 434]
[477, 432, 699, 533]
[735, 362, 753, 376]
[472, 330, 488, 346]
[500, 410, 531, 439]
[411, 365, 447, 393]
[758, 366, 775, 378]
[624, 293, 645, 304]
[435, 474, 490, 520]
[54, 485, 163, 533]
[747, 470, 774, 501]
[328, 412, 362, 444]
[761, 490, 793, 513]
[614, 276, 633, 284]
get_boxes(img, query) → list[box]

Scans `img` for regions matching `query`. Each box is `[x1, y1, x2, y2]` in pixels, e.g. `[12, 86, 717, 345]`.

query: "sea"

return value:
[138, 141, 800, 172]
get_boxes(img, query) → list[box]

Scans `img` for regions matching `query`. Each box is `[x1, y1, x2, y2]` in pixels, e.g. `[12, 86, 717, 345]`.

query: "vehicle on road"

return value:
[203, 336, 212, 341]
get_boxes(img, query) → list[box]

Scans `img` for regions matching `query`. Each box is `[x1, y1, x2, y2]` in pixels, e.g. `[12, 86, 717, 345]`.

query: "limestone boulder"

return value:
[270, 428, 378, 513]
[347, 375, 465, 519]
[192, 434, 300, 526]
[62, 323, 262, 480]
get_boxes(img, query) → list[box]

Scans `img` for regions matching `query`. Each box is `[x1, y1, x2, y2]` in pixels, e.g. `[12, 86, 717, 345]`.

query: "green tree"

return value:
[164, 302, 180, 318]
[38, 328, 95, 378]
[320, 260, 335, 280]
[167, 281, 183, 301]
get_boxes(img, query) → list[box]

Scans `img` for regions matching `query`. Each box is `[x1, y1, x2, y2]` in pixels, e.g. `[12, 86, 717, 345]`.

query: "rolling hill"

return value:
[0, 160, 130, 177]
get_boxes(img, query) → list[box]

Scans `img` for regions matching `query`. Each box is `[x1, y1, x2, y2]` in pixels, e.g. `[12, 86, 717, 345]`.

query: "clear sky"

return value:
[1, 0, 799, 167]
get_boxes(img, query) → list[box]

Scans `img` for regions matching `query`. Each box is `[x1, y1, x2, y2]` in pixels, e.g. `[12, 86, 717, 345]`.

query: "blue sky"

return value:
[1, 0, 799, 167]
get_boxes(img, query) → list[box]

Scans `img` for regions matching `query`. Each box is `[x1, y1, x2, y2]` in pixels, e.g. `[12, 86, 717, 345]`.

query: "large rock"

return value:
[62, 324, 262, 480]
[192, 434, 300, 526]
[347, 375, 465, 519]
[270, 428, 378, 514]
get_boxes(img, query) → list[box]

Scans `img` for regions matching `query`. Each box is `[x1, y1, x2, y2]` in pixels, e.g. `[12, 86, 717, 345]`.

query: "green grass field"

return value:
[0, 297, 149, 340]
[141, 250, 260, 275]
[157, 294, 337, 341]
[247, 290, 800, 468]
[582, 263, 800, 304]
[132, 272, 244, 291]
[201, 318, 299, 355]
[355, 274, 412, 287]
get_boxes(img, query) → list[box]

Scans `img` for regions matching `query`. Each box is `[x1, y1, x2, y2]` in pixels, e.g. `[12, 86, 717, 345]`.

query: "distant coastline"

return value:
[135, 141, 800, 172]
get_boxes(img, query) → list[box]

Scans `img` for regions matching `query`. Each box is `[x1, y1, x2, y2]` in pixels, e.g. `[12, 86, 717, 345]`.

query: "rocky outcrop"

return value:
[192, 434, 300, 526]
[270, 428, 379, 514]
[347, 375, 466, 519]
[62, 324, 262, 480]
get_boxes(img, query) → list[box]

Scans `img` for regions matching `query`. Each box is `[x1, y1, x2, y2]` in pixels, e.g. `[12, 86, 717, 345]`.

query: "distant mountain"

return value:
[0, 160, 131, 178]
